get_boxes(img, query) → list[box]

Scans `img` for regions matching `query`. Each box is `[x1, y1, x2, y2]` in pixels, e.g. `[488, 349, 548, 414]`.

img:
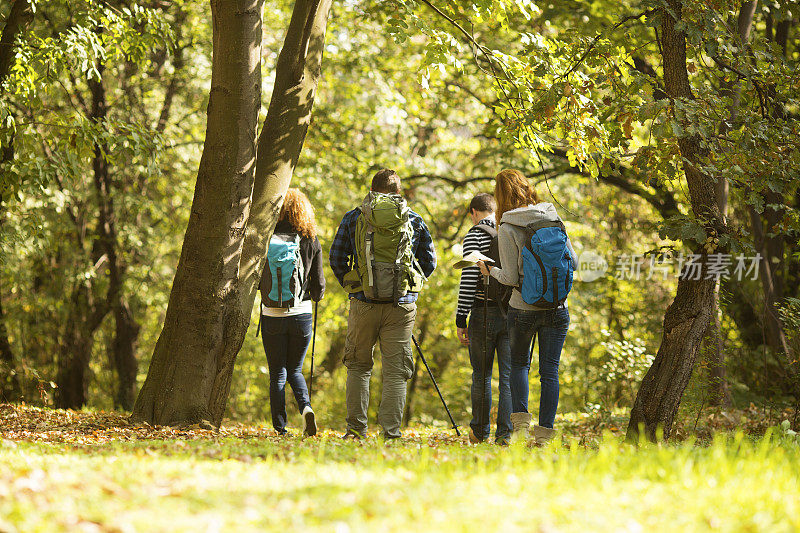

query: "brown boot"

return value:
[532, 425, 557, 446]
[468, 428, 484, 444]
[509, 412, 532, 443]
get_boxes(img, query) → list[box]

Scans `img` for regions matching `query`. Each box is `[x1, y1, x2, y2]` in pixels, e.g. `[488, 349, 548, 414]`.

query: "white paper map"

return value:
[452, 251, 494, 269]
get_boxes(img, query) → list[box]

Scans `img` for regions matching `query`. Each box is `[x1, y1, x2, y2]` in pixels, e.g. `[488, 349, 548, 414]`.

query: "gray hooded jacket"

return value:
[489, 203, 578, 311]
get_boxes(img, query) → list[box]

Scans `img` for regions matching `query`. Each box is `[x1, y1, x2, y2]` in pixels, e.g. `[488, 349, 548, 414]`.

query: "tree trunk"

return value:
[131, 0, 332, 427]
[0, 0, 32, 85]
[321, 329, 345, 375]
[0, 0, 34, 403]
[626, 0, 727, 441]
[211, 0, 332, 424]
[403, 353, 421, 427]
[744, 15, 797, 384]
[237, 0, 333, 336]
[706, 1, 757, 408]
[403, 326, 428, 427]
[704, 298, 732, 407]
[749, 208, 795, 372]
[56, 330, 92, 409]
[0, 279, 20, 402]
[112, 301, 140, 410]
[55, 283, 108, 409]
[88, 65, 141, 411]
[0, 0, 32, 162]
[130, 0, 265, 426]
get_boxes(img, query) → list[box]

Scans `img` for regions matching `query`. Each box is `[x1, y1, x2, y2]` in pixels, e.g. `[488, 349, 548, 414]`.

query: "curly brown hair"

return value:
[494, 169, 541, 221]
[279, 188, 317, 239]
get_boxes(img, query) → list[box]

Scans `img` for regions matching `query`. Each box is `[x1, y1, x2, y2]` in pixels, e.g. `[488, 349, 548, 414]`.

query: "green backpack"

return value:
[342, 192, 425, 303]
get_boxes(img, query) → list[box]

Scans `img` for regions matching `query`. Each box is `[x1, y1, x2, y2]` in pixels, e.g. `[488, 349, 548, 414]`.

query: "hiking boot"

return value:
[468, 428, 485, 444]
[532, 425, 557, 447]
[510, 412, 532, 443]
[342, 429, 363, 440]
[301, 406, 317, 437]
[495, 435, 510, 446]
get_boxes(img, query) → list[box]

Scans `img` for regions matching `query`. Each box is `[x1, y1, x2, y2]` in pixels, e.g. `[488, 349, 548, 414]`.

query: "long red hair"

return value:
[279, 188, 317, 239]
[494, 169, 541, 221]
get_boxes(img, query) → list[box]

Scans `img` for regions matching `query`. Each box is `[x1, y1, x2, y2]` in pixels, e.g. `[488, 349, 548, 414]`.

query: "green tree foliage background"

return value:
[0, 0, 797, 429]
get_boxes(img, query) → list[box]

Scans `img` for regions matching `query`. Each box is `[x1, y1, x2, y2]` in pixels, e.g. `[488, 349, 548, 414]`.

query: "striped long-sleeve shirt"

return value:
[455, 215, 495, 328]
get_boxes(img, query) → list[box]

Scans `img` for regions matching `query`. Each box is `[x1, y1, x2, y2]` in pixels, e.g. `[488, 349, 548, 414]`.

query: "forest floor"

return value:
[1, 403, 798, 532]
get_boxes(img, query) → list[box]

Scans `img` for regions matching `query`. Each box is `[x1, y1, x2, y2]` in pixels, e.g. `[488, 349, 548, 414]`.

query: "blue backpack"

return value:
[520, 220, 573, 308]
[261, 233, 305, 308]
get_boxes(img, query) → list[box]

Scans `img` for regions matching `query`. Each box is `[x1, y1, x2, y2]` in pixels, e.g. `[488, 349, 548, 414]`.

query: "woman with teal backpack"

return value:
[259, 188, 325, 436]
[478, 169, 577, 446]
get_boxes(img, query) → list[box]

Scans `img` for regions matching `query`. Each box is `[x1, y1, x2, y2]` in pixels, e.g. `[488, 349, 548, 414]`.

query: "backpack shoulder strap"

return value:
[527, 220, 565, 233]
[473, 224, 498, 238]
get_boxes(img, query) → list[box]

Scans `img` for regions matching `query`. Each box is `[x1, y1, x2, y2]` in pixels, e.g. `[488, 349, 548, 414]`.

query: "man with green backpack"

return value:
[329, 169, 437, 439]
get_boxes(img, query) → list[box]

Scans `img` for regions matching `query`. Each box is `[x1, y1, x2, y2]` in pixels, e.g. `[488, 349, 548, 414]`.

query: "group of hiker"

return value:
[257, 168, 575, 445]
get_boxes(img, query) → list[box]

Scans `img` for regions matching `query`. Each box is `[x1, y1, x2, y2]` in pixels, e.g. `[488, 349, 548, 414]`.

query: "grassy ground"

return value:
[1, 404, 799, 532]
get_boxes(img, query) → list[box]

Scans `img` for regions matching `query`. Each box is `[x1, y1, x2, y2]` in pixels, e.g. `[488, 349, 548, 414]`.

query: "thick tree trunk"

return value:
[132, 0, 332, 427]
[627, 0, 727, 441]
[130, 0, 265, 427]
[209, 0, 332, 423]
[236, 0, 333, 341]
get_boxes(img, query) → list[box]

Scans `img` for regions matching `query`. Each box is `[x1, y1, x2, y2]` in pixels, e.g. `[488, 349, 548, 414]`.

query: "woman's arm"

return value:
[309, 237, 325, 301]
[487, 224, 521, 287]
[566, 237, 578, 268]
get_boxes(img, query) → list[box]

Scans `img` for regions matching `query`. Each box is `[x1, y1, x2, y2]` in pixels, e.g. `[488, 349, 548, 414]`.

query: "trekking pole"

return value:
[480, 274, 490, 441]
[412, 335, 461, 436]
[309, 300, 318, 394]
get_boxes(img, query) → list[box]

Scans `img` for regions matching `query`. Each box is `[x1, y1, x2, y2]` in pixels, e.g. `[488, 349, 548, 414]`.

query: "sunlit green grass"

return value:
[2, 427, 799, 532]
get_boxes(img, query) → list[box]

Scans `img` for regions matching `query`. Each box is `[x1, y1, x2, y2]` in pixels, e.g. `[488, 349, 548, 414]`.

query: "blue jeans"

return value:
[261, 313, 313, 433]
[507, 307, 570, 429]
[468, 306, 512, 440]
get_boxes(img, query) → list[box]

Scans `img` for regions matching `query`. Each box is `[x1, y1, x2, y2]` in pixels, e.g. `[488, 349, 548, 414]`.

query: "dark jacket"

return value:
[259, 219, 325, 303]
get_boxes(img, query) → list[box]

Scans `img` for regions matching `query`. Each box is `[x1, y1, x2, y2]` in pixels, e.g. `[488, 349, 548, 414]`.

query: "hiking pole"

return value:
[309, 300, 318, 394]
[480, 274, 490, 441]
[412, 335, 461, 436]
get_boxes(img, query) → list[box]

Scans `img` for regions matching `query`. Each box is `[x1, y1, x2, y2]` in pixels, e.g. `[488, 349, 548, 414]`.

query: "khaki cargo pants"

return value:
[343, 298, 416, 438]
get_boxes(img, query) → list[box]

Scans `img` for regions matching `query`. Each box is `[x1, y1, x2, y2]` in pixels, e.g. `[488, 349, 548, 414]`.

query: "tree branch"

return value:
[560, 9, 656, 80]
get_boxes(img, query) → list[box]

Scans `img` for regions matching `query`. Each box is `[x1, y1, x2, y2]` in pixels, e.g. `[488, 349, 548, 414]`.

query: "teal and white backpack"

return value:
[260, 232, 305, 308]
